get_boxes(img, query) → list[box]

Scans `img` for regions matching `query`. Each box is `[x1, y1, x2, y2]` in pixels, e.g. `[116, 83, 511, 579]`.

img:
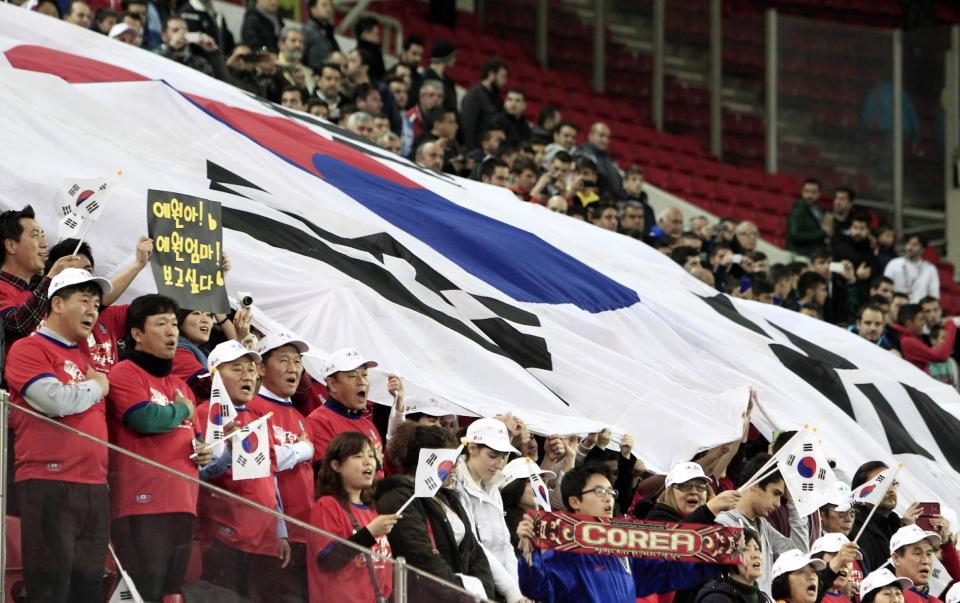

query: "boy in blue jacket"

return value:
[516, 463, 727, 603]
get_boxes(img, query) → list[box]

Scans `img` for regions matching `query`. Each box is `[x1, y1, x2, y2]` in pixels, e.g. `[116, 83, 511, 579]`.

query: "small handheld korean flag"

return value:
[396, 443, 465, 514]
[55, 173, 120, 245]
[232, 413, 271, 480]
[108, 544, 144, 603]
[851, 467, 895, 507]
[527, 458, 552, 512]
[204, 371, 236, 458]
[776, 429, 837, 517]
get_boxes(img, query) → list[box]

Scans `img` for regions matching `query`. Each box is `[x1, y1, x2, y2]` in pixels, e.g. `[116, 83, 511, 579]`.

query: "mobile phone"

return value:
[185, 31, 201, 44]
[829, 261, 845, 274]
[916, 502, 940, 532]
[730, 254, 743, 264]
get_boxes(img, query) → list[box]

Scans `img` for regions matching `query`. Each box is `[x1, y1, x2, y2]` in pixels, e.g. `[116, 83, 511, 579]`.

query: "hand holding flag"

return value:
[203, 370, 237, 458]
[55, 172, 121, 250]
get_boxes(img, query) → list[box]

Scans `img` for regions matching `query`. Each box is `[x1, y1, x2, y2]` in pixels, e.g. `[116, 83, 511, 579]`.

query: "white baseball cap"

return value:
[811, 533, 862, 560]
[889, 525, 942, 555]
[665, 462, 709, 488]
[208, 340, 261, 370]
[859, 568, 912, 600]
[255, 330, 309, 358]
[465, 417, 520, 454]
[771, 549, 827, 580]
[501, 457, 556, 488]
[319, 347, 377, 379]
[944, 581, 960, 603]
[823, 481, 853, 512]
[108, 22, 136, 39]
[49, 268, 112, 298]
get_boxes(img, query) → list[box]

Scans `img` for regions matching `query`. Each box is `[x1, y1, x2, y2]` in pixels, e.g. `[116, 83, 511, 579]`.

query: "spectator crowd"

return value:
[5, 1, 960, 601]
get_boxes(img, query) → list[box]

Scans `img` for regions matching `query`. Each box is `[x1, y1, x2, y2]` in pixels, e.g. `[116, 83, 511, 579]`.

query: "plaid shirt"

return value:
[0, 270, 51, 340]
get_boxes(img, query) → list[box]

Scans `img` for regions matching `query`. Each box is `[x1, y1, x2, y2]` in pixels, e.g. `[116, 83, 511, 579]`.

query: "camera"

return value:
[237, 291, 254, 308]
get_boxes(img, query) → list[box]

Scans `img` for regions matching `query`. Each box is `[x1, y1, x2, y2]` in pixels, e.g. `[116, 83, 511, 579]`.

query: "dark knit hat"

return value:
[430, 38, 456, 61]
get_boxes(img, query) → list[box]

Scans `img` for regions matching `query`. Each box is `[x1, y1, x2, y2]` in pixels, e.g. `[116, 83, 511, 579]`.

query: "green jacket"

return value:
[786, 199, 826, 257]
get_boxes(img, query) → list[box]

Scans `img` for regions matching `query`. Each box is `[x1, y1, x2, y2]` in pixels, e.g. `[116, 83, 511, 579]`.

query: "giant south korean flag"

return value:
[2, 5, 960, 509]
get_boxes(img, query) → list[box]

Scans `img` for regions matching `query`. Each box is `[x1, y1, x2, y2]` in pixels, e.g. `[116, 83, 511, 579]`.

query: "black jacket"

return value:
[178, 2, 235, 56]
[358, 39, 386, 84]
[241, 8, 281, 53]
[491, 112, 532, 145]
[460, 83, 502, 150]
[647, 502, 719, 603]
[303, 16, 339, 72]
[850, 505, 902, 574]
[697, 574, 770, 603]
[375, 475, 495, 600]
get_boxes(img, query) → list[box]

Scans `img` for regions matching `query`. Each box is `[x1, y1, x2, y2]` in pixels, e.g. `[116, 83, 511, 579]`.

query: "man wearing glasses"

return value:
[305, 347, 402, 476]
[516, 463, 723, 602]
[849, 461, 923, 574]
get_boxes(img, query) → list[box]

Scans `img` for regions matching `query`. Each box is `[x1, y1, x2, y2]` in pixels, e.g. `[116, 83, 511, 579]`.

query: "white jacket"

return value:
[452, 457, 523, 603]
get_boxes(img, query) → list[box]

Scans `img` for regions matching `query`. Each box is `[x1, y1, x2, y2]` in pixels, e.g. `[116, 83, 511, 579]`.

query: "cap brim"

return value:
[210, 349, 262, 369]
[486, 441, 521, 455]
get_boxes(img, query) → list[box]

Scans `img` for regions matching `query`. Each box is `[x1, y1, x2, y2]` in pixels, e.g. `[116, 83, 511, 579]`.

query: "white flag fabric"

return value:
[851, 467, 896, 507]
[232, 414, 271, 480]
[777, 430, 838, 517]
[413, 446, 463, 498]
[2, 5, 960, 513]
[527, 459, 552, 512]
[107, 544, 144, 603]
[204, 371, 237, 458]
[55, 175, 118, 241]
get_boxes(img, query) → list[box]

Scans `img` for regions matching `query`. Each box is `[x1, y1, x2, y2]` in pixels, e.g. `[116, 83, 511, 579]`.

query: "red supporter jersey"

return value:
[249, 392, 315, 544]
[172, 346, 206, 385]
[4, 333, 108, 484]
[80, 304, 127, 374]
[905, 589, 943, 603]
[306, 400, 383, 478]
[195, 403, 280, 556]
[106, 359, 199, 518]
[0, 277, 33, 315]
[307, 496, 393, 603]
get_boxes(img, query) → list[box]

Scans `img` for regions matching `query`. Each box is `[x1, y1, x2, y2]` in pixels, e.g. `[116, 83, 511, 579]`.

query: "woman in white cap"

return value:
[809, 533, 863, 603]
[859, 568, 912, 603]
[452, 417, 526, 603]
[890, 524, 949, 603]
[647, 462, 740, 524]
[697, 529, 771, 603]
[769, 550, 827, 603]
[499, 457, 555, 549]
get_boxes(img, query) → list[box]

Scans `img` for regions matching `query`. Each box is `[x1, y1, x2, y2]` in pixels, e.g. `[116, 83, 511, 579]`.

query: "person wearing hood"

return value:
[375, 422, 495, 599]
[452, 418, 524, 603]
[697, 530, 771, 603]
[770, 550, 827, 603]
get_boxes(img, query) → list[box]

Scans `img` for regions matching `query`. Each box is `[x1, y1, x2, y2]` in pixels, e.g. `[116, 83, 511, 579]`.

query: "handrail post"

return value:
[765, 8, 778, 174]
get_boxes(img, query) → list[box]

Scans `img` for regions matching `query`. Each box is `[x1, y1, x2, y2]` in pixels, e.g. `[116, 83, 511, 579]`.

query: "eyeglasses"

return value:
[673, 483, 709, 494]
[580, 486, 618, 499]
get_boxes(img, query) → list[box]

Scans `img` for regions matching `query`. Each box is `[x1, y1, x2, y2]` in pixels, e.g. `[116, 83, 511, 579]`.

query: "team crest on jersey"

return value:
[150, 387, 172, 406]
[135, 493, 152, 504]
[46, 462, 62, 472]
[62, 359, 84, 382]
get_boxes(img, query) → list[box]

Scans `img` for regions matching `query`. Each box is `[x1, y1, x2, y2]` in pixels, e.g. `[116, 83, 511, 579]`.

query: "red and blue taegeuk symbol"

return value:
[210, 404, 225, 426]
[797, 456, 817, 479]
[76, 190, 94, 206]
[436, 459, 454, 482]
[538, 484, 549, 502]
[242, 432, 258, 453]
[858, 485, 876, 498]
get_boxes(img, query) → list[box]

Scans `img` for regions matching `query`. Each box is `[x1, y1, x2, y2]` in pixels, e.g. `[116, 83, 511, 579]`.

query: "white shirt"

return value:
[884, 257, 940, 302]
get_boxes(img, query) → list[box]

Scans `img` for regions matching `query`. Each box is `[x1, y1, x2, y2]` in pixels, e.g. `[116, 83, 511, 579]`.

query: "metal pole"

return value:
[947, 26, 960, 269]
[652, 0, 665, 129]
[393, 556, 408, 603]
[593, 0, 606, 94]
[893, 30, 904, 236]
[536, 0, 548, 67]
[765, 8, 778, 174]
[709, 0, 722, 158]
[0, 391, 7, 599]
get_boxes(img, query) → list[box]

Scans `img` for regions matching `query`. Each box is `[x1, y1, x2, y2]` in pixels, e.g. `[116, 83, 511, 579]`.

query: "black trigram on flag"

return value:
[254, 452, 267, 465]
[876, 475, 885, 483]
[83, 200, 100, 214]
[120, 590, 133, 601]
[817, 469, 827, 480]
[424, 476, 439, 491]
[236, 456, 247, 467]
[802, 443, 813, 452]
[68, 184, 79, 196]
[63, 216, 79, 230]
[802, 483, 814, 492]
[786, 454, 796, 465]
[426, 452, 438, 465]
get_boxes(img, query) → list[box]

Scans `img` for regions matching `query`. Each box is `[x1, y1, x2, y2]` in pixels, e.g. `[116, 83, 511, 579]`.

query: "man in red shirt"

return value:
[106, 293, 212, 602]
[4, 268, 113, 601]
[248, 330, 314, 599]
[43, 235, 154, 373]
[195, 340, 293, 601]
[0, 205, 82, 350]
[891, 304, 957, 373]
[306, 347, 402, 474]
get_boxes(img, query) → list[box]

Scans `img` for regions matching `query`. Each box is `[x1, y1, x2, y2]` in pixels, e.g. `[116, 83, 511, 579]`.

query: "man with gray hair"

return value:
[650, 207, 684, 240]
[734, 220, 760, 254]
[376, 131, 402, 155]
[345, 111, 374, 141]
[278, 24, 314, 94]
[415, 141, 444, 171]
[618, 201, 645, 240]
[405, 78, 444, 142]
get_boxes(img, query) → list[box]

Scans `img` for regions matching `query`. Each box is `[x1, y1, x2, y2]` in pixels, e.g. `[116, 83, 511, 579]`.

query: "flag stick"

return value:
[71, 218, 93, 256]
[526, 457, 543, 511]
[395, 493, 417, 516]
[738, 464, 780, 493]
[852, 465, 903, 544]
[108, 544, 145, 603]
[190, 411, 273, 458]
